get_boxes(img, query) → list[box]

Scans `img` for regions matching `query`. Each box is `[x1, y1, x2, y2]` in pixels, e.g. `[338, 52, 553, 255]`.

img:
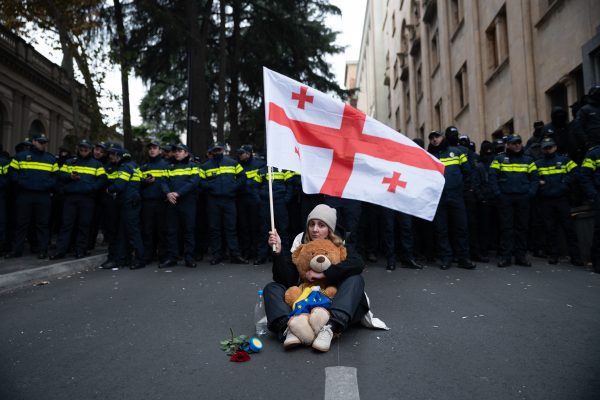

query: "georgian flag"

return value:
[263, 67, 445, 221]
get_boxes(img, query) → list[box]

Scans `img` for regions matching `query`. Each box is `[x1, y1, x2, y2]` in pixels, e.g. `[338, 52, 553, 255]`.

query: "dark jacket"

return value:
[59, 154, 107, 195]
[9, 148, 58, 192]
[106, 159, 142, 202]
[489, 150, 538, 197]
[534, 153, 577, 198]
[428, 139, 470, 192]
[239, 156, 265, 202]
[580, 145, 600, 199]
[576, 95, 600, 147]
[474, 154, 495, 202]
[199, 154, 245, 198]
[166, 156, 200, 200]
[140, 156, 170, 200]
[0, 156, 10, 191]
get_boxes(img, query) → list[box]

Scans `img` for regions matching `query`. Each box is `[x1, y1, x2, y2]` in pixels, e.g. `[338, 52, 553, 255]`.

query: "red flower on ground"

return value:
[229, 351, 251, 362]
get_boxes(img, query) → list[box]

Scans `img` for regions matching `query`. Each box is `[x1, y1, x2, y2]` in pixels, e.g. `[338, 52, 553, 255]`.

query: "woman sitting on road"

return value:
[263, 204, 369, 352]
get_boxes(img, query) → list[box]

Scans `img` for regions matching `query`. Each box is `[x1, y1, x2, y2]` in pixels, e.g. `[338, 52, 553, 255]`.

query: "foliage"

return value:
[219, 328, 251, 356]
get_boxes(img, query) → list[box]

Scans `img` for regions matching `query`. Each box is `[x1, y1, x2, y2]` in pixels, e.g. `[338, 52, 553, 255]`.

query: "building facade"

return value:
[0, 24, 91, 154]
[356, 0, 600, 145]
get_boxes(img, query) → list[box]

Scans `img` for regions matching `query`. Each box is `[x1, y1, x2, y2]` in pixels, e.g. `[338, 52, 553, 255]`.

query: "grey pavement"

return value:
[0, 256, 599, 400]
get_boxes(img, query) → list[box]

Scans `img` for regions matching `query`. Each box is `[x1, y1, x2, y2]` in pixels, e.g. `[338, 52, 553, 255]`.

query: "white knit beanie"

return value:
[306, 204, 337, 232]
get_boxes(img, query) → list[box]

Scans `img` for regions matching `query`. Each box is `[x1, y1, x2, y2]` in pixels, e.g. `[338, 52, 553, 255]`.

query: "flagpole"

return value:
[267, 165, 276, 252]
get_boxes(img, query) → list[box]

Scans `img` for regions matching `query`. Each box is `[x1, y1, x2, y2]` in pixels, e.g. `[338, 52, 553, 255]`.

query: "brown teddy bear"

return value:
[284, 239, 347, 346]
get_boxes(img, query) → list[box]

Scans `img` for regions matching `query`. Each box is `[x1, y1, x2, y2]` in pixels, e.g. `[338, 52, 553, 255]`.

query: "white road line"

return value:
[325, 366, 360, 400]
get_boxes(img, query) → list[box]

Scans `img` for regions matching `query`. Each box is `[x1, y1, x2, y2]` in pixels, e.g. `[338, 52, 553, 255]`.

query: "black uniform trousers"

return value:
[264, 274, 368, 334]
[497, 193, 530, 260]
[237, 195, 261, 259]
[464, 191, 482, 258]
[141, 199, 167, 263]
[540, 196, 581, 260]
[433, 190, 470, 263]
[0, 192, 6, 251]
[55, 193, 94, 254]
[593, 195, 600, 272]
[529, 194, 546, 254]
[207, 196, 241, 258]
[88, 193, 106, 250]
[476, 200, 496, 257]
[381, 208, 414, 265]
[107, 197, 144, 264]
[165, 197, 196, 262]
[257, 199, 289, 259]
[12, 191, 51, 253]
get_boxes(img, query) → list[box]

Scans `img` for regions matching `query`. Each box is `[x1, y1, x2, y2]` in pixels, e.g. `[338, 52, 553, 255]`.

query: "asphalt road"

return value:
[1, 259, 599, 400]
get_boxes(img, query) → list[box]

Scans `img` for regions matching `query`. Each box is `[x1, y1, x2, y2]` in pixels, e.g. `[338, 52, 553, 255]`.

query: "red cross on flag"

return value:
[263, 67, 445, 221]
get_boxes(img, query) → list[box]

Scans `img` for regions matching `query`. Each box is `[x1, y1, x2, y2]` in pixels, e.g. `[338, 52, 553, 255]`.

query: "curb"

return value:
[0, 254, 107, 293]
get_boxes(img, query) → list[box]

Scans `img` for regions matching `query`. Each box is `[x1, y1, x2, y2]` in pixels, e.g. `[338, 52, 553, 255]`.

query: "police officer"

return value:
[235, 144, 265, 264]
[199, 142, 248, 265]
[6, 133, 58, 259]
[381, 207, 422, 271]
[489, 134, 539, 267]
[51, 140, 107, 259]
[88, 141, 109, 250]
[101, 146, 145, 269]
[427, 130, 475, 270]
[140, 140, 170, 265]
[580, 138, 600, 273]
[160, 143, 200, 268]
[534, 137, 583, 266]
[576, 85, 600, 148]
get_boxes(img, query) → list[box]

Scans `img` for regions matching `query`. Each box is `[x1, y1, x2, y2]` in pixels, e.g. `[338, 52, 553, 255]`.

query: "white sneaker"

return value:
[283, 329, 301, 350]
[312, 324, 333, 352]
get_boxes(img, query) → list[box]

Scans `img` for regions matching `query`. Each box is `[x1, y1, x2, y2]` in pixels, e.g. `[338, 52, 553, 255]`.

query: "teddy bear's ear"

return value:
[339, 246, 347, 261]
[292, 245, 304, 264]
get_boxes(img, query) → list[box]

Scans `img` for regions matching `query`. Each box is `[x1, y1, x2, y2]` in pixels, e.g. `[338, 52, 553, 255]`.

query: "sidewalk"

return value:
[0, 247, 108, 293]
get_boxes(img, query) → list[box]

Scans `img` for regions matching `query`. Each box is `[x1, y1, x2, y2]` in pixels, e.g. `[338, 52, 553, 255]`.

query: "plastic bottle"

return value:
[254, 289, 268, 336]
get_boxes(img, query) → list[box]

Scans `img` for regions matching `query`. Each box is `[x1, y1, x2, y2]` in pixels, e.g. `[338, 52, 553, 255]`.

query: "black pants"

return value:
[498, 193, 530, 259]
[108, 198, 144, 264]
[591, 195, 600, 271]
[433, 190, 469, 263]
[55, 194, 94, 254]
[464, 191, 481, 258]
[263, 274, 367, 334]
[165, 197, 196, 261]
[540, 196, 581, 260]
[207, 196, 240, 258]
[237, 195, 261, 259]
[381, 208, 414, 264]
[0, 192, 6, 250]
[141, 199, 167, 262]
[12, 191, 51, 253]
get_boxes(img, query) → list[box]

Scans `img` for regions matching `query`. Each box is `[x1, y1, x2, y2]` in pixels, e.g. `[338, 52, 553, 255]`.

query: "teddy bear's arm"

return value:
[323, 286, 337, 299]
[284, 286, 302, 307]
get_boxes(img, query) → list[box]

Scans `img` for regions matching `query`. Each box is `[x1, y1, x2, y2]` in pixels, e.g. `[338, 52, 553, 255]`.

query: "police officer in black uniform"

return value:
[6, 133, 58, 259]
[580, 136, 600, 273]
[140, 140, 169, 265]
[160, 143, 200, 268]
[235, 144, 265, 264]
[427, 130, 475, 270]
[101, 146, 145, 269]
[51, 140, 107, 259]
[534, 137, 583, 266]
[199, 142, 248, 265]
[489, 134, 539, 267]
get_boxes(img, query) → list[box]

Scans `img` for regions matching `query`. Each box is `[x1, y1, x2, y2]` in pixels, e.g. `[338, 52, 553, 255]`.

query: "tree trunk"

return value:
[113, 0, 133, 150]
[186, 0, 213, 157]
[227, 0, 241, 151]
[216, 0, 227, 143]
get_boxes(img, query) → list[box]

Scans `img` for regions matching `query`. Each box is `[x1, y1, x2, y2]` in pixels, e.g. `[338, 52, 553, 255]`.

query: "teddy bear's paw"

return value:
[309, 307, 330, 335]
[283, 329, 302, 350]
[288, 314, 315, 345]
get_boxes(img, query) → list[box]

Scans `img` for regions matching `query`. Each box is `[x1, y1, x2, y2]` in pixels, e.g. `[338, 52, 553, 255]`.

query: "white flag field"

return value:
[263, 67, 445, 221]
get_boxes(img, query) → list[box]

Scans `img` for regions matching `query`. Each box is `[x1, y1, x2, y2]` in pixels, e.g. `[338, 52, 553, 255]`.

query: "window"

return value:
[434, 99, 442, 132]
[450, 0, 464, 33]
[486, 6, 508, 73]
[395, 106, 401, 131]
[392, 12, 396, 36]
[455, 62, 468, 111]
[416, 62, 423, 100]
[430, 29, 440, 73]
[393, 56, 400, 87]
[403, 80, 411, 123]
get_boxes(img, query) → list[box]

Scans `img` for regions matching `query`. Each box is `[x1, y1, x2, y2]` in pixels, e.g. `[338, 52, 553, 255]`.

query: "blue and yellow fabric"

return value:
[140, 156, 170, 200]
[489, 152, 539, 196]
[199, 155, 245, 198]
[534, 154, 577, 198]
[59, 156, 107, 194]
[9, 149, 58, 192]
[288, 286, 332, 317]
[580, 145, 600, 198]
